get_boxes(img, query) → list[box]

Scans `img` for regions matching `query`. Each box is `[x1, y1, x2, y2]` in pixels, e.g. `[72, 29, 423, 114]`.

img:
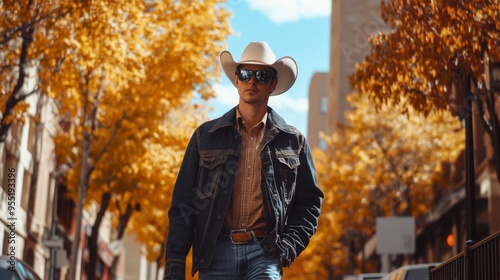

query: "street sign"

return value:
[55, 249, 67, 268]
[376, 217, 415, 254]
[42, 237, 63, 249]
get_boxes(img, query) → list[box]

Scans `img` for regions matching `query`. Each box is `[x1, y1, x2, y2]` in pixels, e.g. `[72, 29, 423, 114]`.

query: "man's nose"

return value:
[248, 74, 257, 84]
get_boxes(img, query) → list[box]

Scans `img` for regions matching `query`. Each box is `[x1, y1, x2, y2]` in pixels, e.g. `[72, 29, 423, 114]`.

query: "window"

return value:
[21, 169, 31, 211]
[319, 139, 327, 150]
[2, 152, 17, 194]
[0, 149, 5, 192]
[10, 122, 22, 142]
[320, 95, 328, 113]
[2, 231, 9, 255]
[27, 119, 37, 156]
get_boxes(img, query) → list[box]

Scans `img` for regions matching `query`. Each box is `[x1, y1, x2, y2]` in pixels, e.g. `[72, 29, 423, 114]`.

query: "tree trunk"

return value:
[67, 92, 122, 279]
[87, 192, 112, 280]
[68, 130, 92, 280]
[110, 201, 138, 278]
[154, 243, 166, 280]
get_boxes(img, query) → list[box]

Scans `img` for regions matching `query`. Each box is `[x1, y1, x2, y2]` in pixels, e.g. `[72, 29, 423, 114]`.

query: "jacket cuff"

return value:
[260, 231, 297, 267]
[280, 238, 296, 267]
[164, 258, 186, 280]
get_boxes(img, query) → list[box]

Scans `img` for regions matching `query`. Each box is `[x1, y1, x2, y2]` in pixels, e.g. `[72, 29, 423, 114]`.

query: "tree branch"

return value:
[87, 112, 127, 176]
[0, 22, 36, 142]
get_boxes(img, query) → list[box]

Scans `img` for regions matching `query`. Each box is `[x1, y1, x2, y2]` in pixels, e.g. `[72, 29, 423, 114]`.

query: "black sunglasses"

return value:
[236, 69, 275, 84]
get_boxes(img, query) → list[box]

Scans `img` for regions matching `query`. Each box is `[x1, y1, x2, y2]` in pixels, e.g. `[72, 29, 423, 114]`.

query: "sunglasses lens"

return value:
[255, 70, 272, 84]
[237, 69, 273, 84]
[238, 69, 253, 82]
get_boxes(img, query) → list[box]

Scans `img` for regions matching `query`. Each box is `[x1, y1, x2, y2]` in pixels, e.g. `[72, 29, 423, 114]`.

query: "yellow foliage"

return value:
[295, 93, 464, 278]
[352, 0, 500, 115]
[0, 0, 233, 273]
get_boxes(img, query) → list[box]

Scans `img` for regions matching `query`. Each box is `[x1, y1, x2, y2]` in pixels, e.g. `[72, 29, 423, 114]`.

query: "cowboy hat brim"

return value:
[220, 50, 298, 96]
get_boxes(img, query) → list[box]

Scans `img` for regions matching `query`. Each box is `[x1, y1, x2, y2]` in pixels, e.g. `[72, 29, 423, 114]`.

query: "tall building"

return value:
[328, 0, 390, 132]
[308, 0, 390, 147]
[307, 72, 329, 149]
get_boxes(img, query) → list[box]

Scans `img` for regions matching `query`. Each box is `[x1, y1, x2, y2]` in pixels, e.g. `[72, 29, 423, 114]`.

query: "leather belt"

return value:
[225, 229, 266, 244]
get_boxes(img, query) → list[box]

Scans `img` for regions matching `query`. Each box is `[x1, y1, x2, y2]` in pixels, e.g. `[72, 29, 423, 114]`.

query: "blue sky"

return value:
[208, 0, 331, 135]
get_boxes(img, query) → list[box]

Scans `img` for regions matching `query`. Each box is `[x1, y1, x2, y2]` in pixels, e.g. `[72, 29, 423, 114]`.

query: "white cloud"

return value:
[244, 0, 331, 24]
[213, 83, 239, 107]
[268, 94, 308, 113]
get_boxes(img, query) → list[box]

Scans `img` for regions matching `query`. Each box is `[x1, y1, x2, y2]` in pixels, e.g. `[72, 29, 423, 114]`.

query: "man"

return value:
[164, 42, 323, 280]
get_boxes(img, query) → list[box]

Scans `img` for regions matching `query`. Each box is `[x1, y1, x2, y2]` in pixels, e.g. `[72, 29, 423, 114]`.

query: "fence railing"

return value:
[429, 231, 500, 280]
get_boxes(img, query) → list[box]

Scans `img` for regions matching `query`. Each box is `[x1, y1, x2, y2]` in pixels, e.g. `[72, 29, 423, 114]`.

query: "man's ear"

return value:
[270, 78, 278, 93]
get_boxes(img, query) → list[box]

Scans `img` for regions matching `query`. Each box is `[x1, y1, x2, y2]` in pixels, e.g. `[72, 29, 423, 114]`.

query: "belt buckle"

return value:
[230, 229, 256, 244]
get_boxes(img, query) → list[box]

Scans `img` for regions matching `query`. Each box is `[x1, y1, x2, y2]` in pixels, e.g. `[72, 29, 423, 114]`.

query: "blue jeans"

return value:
[199, 232, 282, 280]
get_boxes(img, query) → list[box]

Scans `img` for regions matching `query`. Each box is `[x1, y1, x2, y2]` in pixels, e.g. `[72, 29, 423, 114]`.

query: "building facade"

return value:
[0, 75, 57, 278]
[0, 80, 155, 279]
[307, 72, 329, 149]
[309, 0, 389, 146]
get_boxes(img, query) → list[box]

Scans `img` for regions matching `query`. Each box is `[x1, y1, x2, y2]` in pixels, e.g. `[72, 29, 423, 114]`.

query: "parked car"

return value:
[0, 255, 42, 280]
[343, 272, 387, 280]
[358, 272, 388, 279]
[381, 263, 440, 280]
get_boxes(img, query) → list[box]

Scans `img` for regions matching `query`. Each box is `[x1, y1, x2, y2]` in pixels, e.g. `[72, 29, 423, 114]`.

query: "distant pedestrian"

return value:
[164, 41, 324, 280]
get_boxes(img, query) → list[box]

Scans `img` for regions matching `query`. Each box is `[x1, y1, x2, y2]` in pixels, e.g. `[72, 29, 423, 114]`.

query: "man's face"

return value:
[234, 64, 278, 106]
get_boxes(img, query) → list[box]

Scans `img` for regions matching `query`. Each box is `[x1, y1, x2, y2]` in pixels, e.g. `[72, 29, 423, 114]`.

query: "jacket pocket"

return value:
[276, 150, 300, 204]
[197, 152, 229, 199]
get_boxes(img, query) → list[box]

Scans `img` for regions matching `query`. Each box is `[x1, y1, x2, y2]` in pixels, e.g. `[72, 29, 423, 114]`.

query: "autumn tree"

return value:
[0, 0, 80, 141]
[351, 0, 500, 183]
[20, 0, 232, 279]
[290, 93, 464, 279]
[106, 104, 207, 278]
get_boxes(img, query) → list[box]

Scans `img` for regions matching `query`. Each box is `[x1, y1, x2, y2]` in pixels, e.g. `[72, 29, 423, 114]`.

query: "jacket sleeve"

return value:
[280, 137, 324, 267]
[164, 130, 200, 279]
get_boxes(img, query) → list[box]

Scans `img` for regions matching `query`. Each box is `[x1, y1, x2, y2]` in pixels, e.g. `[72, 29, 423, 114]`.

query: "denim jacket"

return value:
[164, 107, 323, 279]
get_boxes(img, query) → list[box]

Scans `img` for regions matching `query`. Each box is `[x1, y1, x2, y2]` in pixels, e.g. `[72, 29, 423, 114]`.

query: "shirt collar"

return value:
[209, 106, 295, 135]
[236, 107, 268, 132]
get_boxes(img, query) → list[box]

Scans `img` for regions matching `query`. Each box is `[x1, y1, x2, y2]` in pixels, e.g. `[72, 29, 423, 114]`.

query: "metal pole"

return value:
[465, 240, 474, 280]
[465, 82, 476, 242]
[464, 80, 476, 280]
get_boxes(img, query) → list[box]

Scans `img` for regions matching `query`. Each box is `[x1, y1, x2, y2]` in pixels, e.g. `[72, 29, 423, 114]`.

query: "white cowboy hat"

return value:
[220, 41, 298, 96]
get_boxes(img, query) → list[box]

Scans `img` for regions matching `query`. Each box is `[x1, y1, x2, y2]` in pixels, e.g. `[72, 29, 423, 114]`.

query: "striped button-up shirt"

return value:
[225, 109, 267, 230]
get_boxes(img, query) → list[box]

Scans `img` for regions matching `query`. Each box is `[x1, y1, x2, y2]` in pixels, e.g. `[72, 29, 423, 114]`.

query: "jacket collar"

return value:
[209, 106, 295, 134]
